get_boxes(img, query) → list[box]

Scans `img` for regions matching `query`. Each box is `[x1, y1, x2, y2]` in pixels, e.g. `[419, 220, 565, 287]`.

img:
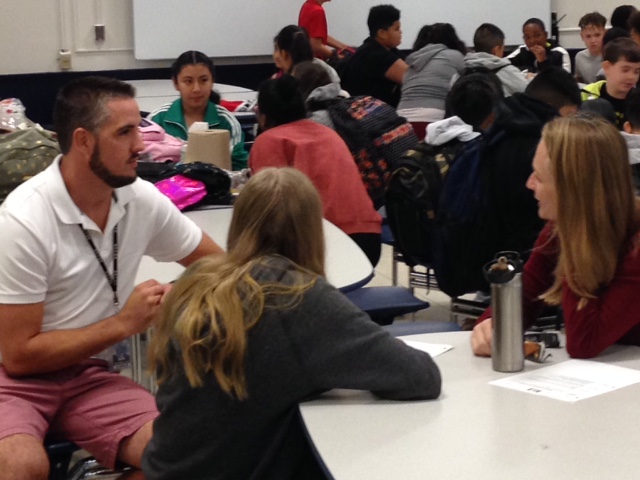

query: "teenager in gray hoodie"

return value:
[463, 23, 528, 96]
[397, 23, 466, 127]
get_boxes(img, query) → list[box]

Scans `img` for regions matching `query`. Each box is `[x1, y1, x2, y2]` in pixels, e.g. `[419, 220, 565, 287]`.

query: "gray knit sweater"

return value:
[143, 255, 441, 480]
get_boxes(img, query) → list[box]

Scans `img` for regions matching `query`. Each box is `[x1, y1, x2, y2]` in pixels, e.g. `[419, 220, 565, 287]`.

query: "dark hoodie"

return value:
[483, 93, 557, 262]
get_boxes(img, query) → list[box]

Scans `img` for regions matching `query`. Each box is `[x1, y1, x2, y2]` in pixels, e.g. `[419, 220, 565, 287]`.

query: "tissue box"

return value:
[184, 129, 231, 170]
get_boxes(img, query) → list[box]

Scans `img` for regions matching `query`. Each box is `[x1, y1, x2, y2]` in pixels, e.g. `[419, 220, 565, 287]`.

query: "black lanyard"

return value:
[79, 224, 119, 308]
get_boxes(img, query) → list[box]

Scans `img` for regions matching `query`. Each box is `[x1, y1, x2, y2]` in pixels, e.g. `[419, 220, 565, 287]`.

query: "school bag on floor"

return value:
[0, 128, 60, 202]
[326, 96, 418, 207]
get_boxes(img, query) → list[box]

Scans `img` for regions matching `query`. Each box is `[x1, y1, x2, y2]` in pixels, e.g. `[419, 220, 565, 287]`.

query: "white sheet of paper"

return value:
[490, 359, 640, 402]
[402, 340, 453, 358]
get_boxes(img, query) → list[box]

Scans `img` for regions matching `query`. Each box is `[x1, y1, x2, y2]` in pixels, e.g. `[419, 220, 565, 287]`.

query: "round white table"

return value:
[135, 207, 373, 292]
[299, 331, 640, 480]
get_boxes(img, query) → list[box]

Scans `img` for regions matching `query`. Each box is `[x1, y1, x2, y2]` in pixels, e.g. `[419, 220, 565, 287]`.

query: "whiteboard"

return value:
[133, 0, 551, 60]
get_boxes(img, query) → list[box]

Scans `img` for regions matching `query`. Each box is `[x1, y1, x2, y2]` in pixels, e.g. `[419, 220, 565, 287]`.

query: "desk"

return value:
[127, 79, 257, 116]
[135, 207, 373, 292]
[300, 332, 640, 480]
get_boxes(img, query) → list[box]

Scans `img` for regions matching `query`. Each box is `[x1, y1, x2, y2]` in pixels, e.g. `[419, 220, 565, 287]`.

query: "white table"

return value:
[300, 331, 640, 480]
[135, 207, 373, 292]
[127, 79, 257, 115]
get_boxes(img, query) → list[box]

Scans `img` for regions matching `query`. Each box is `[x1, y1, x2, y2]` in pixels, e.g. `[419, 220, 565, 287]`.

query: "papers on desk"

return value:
[490, 359, 640, 402]
[402, 340, 453, 357]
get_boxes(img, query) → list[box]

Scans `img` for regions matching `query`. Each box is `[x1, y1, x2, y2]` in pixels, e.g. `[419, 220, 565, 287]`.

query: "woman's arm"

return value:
[562, 244, 640, 358]
[472, 222, 558, 356]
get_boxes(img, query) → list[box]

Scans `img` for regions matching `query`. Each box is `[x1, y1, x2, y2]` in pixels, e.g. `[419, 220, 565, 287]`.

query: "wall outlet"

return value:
[58, 50, 72, 70]
[95, 24, 106, 42]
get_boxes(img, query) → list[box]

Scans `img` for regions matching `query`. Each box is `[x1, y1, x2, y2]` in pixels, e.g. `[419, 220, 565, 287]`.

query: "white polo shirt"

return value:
[0, 155, 202, 333]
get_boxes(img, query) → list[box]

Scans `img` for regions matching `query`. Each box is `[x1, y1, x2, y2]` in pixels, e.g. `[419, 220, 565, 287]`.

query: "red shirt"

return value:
[249, 119, 381, 236]
[298, 0, 328, 45]
[477, 222, 640, 358]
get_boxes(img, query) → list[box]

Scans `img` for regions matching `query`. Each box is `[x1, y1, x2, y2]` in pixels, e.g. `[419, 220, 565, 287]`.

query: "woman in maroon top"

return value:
[472, 115, 640, 358]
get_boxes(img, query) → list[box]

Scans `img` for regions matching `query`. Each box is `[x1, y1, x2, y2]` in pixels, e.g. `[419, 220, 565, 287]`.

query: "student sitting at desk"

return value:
[249, 75, 382, 266]
[507, 18, 571, 75]
[148, 51, 248, 170]
[472, 115, 640, 359]
[341, 4, 407, 107]
[142, 167, 441, 480]
[272, 25, 340, 85]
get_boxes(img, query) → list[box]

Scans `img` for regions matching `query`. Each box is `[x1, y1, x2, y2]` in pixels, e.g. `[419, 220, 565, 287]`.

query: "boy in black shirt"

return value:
[341, 4, 408, 107]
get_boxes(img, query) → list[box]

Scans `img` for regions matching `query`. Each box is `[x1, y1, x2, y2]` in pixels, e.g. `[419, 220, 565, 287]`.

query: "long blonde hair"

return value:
[541, 115, 640, 307]
[149, 168, 326, 399]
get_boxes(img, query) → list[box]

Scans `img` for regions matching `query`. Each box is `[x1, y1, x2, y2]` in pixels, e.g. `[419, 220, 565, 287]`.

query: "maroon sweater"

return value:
[477, 222, 640, 358]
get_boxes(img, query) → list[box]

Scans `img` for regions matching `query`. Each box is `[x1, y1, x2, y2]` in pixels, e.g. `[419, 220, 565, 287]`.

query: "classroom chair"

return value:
[344, 286, 430, 326]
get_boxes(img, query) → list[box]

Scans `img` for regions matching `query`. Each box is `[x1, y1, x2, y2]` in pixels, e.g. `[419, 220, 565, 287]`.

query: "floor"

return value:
[367, 244, 456, 323]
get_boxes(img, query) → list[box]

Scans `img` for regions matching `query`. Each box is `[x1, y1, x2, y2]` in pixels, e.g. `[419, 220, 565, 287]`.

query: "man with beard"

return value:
[0, 76, 222, 479]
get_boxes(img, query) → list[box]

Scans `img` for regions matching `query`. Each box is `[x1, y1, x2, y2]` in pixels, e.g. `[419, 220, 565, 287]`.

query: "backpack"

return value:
[165, 162, 232, 209]
[326, 96, 418, 207]
[0, 128, 60, 202]
[385, 139, 464, 267]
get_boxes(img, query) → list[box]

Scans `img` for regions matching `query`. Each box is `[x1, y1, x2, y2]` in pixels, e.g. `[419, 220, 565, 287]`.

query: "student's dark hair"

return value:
[445, 68, 503, 129]
[171, 50, 219, 104]
[53, 76, 135, 154]
[257, 75, 307, 129]
[524, 67, 581, 111]
[291, 61, 333, 102]
[413, 23, 466, 54]
[171, 50, 215, 79]
[603, 37, 640, 63]
[367, 4, 400, 38]
[274, 25, 314, 72]
[625, 88, 640, 129]
[603, 26, 631, 48]
[628, 10, 640, 34]
[611, 5, 637, 30]
[522, 17, 546, 32]
[473, 23, 505, 54]
[578, 12, 607, 29]
[580, 99, 618, 125]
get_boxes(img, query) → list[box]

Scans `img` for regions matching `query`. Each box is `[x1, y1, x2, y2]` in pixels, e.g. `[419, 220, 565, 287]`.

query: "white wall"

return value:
[0, 0, 633, 75]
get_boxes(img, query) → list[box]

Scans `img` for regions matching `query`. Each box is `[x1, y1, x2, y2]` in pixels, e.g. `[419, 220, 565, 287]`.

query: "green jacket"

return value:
[150, 99, 248, 170]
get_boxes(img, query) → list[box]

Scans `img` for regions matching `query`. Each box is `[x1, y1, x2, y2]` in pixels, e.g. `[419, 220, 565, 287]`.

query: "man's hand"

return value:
[116, 280, 169, 336]
[530, 45, 547, 63]
[471, 318, 493, 357]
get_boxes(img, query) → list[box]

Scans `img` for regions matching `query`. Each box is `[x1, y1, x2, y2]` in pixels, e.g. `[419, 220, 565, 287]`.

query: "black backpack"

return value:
[326, 96, 418, 207]
[385, 139, 463, 266]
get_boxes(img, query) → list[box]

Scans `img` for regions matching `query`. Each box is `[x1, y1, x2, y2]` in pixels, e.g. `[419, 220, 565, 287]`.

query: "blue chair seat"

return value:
[384, 320, 461, 337]
[345, 286, 429, 326]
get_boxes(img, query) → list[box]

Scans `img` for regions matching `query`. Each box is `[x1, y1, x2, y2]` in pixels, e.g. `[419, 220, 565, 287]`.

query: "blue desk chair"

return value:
[45, 439, 79, 480]
[345, 286, 430, 326]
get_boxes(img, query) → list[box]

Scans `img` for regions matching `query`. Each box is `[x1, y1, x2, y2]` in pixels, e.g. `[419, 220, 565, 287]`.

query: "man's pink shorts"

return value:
[0, 360, 158, 469]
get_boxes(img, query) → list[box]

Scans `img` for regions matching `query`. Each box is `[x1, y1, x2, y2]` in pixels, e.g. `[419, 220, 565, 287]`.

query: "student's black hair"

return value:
[522, 18, 546, 33]
[603, 37, 640, 63]
[473, 23, 505, 54]
[413, 23, 466, 54]
[603, 26, 631, 49]
[625, 88, 640, 129]
[578, 12, 607, 29]
[445, 68, 504, 130]
[524, 66, 581, 111]
[257, 75, 307, 129]
[171, 50, 220, 104]
[171, 50, 215, 80]
[274, 25, 314, 72]
[628, 10, 640, 34]
[611, 5, 637, 31]
[291, 61, 333, 104]
[53, 76, 135, 154]
[580, 99, 618, 125]
[367, 4, 400, 38]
